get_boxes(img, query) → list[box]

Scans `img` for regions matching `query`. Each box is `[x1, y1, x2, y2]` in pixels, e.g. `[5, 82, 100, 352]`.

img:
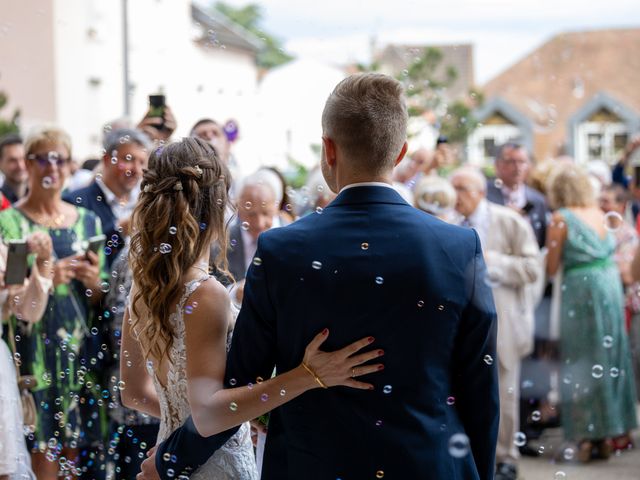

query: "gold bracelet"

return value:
[301, 362, 328, 389]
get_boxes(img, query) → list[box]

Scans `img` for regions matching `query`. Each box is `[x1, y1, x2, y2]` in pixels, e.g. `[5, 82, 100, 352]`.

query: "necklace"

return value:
[36, 211, 66, 228]
[192, 262, 210, 276]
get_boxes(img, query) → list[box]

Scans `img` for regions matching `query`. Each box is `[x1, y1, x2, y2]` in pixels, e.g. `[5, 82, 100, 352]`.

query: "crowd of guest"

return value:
[0, 97, 639, 480]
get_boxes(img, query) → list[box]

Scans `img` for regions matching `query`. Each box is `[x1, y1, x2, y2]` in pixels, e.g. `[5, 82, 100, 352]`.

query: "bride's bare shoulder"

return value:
[186, 278, 231, 329]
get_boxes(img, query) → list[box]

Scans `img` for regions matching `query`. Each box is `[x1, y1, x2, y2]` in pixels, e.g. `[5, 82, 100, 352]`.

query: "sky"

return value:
[199, 0, 640, 84]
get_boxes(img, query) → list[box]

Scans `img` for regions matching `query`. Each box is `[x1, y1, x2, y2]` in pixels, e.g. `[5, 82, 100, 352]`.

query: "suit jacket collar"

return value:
[328, 185, 409, 208]
[89, 181, 117, 221]
[489, 180, 544, 206]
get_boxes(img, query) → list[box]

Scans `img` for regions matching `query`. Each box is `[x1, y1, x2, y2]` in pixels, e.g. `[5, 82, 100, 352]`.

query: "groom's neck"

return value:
[335, 170, 393, 192]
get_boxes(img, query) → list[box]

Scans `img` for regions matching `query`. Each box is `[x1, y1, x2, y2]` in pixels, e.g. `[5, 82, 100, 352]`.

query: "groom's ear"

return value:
[322, 136, 337, 167]
[394, 141, 409, 167]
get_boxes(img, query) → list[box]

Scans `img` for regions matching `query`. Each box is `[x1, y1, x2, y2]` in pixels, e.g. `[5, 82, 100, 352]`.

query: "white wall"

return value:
[54, 0, 125, 158]
[125, 0, 261, 156]
[0, 0, 57, 131]
[2, 0, 260, 162]
[253, 59, 345, 171]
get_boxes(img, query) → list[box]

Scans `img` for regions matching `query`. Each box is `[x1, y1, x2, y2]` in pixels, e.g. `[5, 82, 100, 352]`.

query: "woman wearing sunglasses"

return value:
[0, 127, 108, 480]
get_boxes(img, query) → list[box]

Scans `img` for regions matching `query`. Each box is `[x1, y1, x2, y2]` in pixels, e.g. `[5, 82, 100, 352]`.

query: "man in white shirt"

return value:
[226, 173, 279, 281]
[0, 134, 28, 204]
[486, 142, 548, 248]
[452, 166, 541, 480]
[64, 129, 150, 267]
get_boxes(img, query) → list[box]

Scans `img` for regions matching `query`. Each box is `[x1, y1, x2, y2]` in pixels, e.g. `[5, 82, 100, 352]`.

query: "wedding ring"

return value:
[351, 368, 356, 378]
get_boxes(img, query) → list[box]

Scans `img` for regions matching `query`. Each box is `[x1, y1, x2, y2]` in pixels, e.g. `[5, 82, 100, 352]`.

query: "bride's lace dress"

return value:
[145, 275, 258, 479]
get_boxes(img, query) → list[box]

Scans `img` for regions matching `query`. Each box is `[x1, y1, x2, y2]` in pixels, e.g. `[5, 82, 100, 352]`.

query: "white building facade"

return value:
[0, 0, 262, 161]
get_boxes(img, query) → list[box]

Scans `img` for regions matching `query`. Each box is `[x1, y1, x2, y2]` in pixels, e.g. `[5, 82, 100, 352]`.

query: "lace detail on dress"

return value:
[146, 275, 258, 479]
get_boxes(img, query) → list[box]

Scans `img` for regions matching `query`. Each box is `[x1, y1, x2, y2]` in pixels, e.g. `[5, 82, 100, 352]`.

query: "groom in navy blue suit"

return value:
[142, 73, 499, 479]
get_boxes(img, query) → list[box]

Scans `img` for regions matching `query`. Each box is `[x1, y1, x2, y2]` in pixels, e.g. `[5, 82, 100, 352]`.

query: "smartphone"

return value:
[85, 234, 106, 259]
[148, 94, 166, 119]
[5, 239, 28, 285]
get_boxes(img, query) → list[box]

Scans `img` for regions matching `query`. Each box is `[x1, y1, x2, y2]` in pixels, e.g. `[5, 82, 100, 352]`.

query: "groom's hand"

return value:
[137, 446, 160, 480]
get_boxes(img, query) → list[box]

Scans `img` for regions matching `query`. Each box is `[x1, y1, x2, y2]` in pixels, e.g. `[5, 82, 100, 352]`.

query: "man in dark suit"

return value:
[141, 73, 499, 480]
[0, 133, 28, 204]
[227, 172, 279, 281]
[486, 143, 548, 248]
[64, 129, 150, 267]
[486, 142, 554, 460]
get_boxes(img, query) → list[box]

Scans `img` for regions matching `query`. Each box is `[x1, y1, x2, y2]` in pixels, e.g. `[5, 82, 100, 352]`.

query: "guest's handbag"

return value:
[7, 317, 38, 430]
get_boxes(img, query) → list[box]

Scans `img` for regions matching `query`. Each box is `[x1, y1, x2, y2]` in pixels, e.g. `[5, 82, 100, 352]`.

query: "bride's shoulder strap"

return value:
[179, 275, 212, 309]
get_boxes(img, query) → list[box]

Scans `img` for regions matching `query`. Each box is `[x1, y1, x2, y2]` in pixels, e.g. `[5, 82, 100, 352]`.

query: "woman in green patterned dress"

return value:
[546, 163, 638, 462]
[0, 127, 108, 480]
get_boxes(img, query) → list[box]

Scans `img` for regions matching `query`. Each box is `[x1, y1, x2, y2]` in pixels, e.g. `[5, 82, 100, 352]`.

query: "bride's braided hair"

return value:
[129, 137, 231, 363]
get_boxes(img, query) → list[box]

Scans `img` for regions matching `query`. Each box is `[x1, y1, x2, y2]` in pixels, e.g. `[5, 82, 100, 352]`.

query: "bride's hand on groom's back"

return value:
[302, 329, 384, 390]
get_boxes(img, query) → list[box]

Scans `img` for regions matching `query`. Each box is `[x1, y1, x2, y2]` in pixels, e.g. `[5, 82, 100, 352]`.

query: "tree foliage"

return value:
[212, 2, 293, 69]
[0, 92, 20, 137]
[439, 91, 484, 144]
[395, 47, 482, 144]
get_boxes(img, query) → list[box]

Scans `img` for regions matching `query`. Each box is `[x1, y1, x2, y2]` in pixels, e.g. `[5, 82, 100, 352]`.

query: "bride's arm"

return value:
[120, 304, 161, 418]
[186, 280, 384, 437]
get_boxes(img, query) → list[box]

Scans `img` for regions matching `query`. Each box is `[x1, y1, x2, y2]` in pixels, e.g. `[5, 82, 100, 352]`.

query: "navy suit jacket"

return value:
[209, 221, 248, 286]
[157, 186, 499, 480]
[227, 221, 247, 281]
[486, 181, 548, 248]
[63, 181, 124, 267]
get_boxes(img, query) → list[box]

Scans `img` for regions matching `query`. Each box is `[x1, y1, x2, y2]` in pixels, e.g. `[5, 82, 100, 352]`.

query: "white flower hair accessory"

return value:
[173, 181, 183, 191]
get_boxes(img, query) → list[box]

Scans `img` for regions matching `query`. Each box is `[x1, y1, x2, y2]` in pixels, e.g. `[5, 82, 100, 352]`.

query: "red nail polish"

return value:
[377, 350, 384, 355]
[322, 328, 328, 335]
[368, 336, 375, 343]
[368, 385, 374, 390]
[378, 365, 385, 370]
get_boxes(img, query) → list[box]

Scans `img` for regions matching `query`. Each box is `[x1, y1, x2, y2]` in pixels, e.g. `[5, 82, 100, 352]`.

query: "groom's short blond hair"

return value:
[322, 73, 408, 175]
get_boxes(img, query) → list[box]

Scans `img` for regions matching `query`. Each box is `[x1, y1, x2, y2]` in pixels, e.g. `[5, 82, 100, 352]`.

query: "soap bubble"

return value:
[513, 432, 527, 447]
[604, 211, 623, 232]
[563, 447, 574, 461]
[448, 433, 470, 458]
[592, 364, 604, 379]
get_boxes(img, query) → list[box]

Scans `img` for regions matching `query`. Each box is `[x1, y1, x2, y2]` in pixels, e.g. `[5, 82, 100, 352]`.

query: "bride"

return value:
[120, 137, 384, 479]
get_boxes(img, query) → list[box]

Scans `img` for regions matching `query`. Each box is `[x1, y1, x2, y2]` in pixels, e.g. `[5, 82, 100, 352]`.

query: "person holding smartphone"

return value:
[0, 231, 53, 480]
[0, 127, 109, 480]
[136, 94, 177, 143]
[64, 128, 151, 267]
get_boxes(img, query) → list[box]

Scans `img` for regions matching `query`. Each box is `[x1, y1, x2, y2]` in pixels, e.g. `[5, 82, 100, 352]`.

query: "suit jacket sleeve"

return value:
[453, 230, 499, 480]
[485, 214, 541, 288]
[155, 235, 278, 478]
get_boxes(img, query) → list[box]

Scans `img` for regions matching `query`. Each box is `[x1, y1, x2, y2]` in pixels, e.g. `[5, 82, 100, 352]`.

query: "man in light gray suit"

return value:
[453, 166, 541, 480]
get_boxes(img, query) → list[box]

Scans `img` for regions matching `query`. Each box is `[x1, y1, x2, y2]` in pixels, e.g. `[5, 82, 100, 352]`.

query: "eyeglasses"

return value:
[27, 152, 71, 168]
[498, 159, 529, 167]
